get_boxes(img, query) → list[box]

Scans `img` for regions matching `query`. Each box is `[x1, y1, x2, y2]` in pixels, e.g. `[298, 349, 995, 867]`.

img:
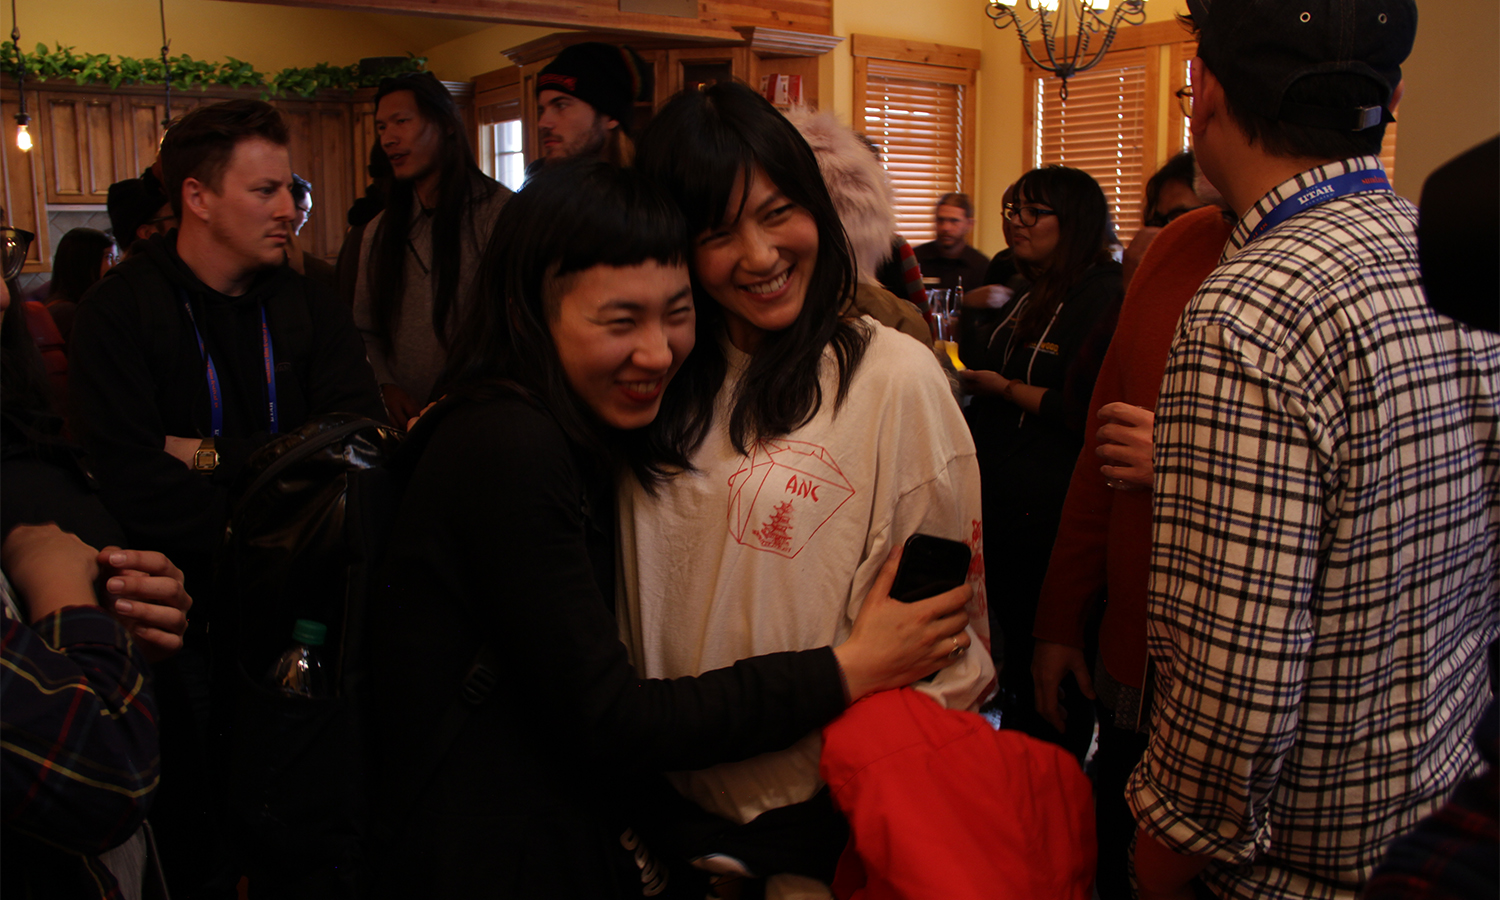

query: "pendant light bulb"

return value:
[14, 117, 30, 152]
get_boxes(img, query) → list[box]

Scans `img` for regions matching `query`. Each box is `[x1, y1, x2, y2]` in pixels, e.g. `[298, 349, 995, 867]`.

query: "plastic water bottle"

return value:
[265, 619, 330, 699]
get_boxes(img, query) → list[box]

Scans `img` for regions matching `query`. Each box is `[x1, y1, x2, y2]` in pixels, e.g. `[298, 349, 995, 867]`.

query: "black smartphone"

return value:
[890, 533, 971, 603]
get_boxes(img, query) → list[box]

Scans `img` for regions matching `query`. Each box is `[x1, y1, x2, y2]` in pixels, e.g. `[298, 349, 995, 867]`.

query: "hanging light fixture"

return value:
[985, 0, 1147, 100]
[11, 0, 30, 152]
[158, 0, 172, 133]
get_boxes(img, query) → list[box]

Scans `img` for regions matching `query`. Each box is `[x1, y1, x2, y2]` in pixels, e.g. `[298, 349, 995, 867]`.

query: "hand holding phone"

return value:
[833, 539, 974, 700]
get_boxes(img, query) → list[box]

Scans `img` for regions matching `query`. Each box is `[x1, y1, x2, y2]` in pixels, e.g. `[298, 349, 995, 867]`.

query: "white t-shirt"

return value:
[618, 319, 995, 825]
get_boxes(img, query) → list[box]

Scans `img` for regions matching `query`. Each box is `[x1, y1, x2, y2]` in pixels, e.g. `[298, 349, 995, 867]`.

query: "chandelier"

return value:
[986, 0, 1147, 99]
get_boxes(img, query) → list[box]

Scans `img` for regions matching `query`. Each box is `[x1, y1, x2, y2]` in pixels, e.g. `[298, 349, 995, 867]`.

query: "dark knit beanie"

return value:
[536, 42, 649, 130]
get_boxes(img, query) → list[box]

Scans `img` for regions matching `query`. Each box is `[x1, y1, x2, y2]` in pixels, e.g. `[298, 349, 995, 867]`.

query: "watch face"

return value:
[194, 448, 219, 471]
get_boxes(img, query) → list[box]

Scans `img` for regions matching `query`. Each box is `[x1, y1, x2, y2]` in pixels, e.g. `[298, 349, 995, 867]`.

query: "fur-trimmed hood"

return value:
[785, 108, 897, 284]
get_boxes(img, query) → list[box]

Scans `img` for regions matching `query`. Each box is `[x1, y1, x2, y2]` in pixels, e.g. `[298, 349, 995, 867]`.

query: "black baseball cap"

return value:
[1186, 0, 1416, 131]
[107, 168, 172, 243]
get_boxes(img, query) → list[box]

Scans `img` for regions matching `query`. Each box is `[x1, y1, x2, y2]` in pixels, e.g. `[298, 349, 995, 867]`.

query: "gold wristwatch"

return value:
[192, 438, 219, 472]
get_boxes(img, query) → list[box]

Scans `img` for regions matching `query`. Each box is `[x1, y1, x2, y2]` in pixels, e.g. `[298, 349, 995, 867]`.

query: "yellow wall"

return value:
[18, 0, 494, 74]
[1396, 0, 1500, 202]
[829, 0, 1185, 254]
[419, 23, 564, 81]
[28, 0, 1499, 236]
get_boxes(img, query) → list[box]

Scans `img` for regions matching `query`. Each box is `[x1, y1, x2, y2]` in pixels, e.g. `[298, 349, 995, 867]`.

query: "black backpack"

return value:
[212, 407, 496, 898]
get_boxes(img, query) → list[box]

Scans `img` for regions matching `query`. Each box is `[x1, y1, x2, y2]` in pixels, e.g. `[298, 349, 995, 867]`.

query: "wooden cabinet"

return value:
[118, 94, 204, 180]
[0, 79, 407, 269]
[38, 92, 127, 205]
[1, 86, 49, 273]
[278, 100, 358, 262]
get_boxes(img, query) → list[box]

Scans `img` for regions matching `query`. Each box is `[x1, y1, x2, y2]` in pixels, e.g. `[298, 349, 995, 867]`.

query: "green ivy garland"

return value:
[0, 42, 427, 97]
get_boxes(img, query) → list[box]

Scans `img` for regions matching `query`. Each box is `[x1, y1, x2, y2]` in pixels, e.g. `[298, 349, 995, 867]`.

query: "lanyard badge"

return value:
[179, 290, 279, 437]
[1247, 169, 1391, 242]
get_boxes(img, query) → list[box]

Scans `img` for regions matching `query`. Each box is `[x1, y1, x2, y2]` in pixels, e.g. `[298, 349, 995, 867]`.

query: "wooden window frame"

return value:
[1021, 21, 1205, 245]
[852, 34, 979, 245]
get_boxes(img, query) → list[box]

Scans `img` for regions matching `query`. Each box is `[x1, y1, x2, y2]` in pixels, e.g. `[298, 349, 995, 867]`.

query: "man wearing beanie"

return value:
[1127, 2, 1500, 899]
[535, 41, 649, 166]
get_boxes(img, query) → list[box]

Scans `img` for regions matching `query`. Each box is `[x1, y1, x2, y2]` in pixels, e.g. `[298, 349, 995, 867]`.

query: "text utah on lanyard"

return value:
[1247, 169, 1392, 243]
[179, 289, 279, 437]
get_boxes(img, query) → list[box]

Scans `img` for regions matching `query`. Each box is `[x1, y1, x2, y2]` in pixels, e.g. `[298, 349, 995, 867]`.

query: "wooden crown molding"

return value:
[503, 25, 841, 67]
[733, 27, 843, 58]
[218, 0, 743, 42]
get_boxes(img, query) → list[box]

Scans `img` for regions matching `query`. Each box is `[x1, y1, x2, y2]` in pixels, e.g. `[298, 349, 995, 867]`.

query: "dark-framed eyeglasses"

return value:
[1176, 86, 1194, 119]
[1003, 204, 1058, 228]
[0, 226, 35, 281]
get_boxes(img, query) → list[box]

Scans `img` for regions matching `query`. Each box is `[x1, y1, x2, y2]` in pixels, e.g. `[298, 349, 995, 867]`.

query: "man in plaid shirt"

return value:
[1127, 2, 1500, 899]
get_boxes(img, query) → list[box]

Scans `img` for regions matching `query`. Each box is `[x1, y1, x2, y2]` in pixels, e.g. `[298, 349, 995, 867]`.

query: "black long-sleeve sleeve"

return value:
[373, 397, 846, 774]
[67, 248, 383, 558]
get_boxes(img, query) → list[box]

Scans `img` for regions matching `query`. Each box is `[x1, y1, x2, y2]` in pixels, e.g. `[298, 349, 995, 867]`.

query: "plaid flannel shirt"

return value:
[1128, 156, 1500, 900]
[2, 580, 160, 898]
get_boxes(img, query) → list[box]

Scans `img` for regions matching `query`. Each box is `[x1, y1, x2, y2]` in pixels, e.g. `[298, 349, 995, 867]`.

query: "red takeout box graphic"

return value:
[728, 439, 855, 559]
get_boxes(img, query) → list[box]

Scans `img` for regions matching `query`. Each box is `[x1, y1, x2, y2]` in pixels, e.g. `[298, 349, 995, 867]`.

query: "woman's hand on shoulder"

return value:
[833, 547, 972, 702]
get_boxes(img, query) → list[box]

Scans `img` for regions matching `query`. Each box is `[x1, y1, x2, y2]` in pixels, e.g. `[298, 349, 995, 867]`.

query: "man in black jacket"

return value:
[69, 99, 383, 590]
[66, 101, 383, 895]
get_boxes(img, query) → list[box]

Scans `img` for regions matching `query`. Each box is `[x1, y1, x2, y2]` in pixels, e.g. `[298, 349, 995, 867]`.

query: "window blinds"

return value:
[861, 58, 968, 244]
[1033, 50, 1148, 244]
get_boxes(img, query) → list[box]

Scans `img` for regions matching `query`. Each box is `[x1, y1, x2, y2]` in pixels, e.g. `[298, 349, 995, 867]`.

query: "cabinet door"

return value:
[1, 88, 49, 271]
[39, 93, 125, 204]
[276, 100, 356, 263]
[666, 47, 753, 94]
[120, 95, 202, 180]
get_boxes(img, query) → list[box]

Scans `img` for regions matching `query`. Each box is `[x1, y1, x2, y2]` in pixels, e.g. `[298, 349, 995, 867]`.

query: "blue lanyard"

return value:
[1247, 169, 1391, 242]
[179, 291, 278, 436]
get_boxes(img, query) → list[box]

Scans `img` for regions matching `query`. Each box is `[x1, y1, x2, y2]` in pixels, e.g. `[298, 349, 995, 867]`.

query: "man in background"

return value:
[286, 173, 336, 294]
[106, 167, 176, 257]
[534, 42, 650, 167]
[914, 192, 988, 291]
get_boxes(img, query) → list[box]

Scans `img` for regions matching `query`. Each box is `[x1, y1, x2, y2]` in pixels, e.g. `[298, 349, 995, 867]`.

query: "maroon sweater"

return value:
[1032, 205, 1234, 699]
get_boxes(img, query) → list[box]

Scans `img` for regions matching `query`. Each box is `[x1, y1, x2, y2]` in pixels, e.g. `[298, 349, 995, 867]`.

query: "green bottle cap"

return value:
[291, 619, 327, 646]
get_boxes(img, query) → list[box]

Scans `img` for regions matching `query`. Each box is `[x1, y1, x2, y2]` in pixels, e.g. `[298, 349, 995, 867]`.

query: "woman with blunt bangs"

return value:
[957, 164, 1123, 758]
[626, 82, 995, 897]
[364, 160, 973, 898]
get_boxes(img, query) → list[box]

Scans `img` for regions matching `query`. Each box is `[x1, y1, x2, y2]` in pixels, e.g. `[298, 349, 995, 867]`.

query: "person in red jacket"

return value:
[1030, 168, 1233, 900]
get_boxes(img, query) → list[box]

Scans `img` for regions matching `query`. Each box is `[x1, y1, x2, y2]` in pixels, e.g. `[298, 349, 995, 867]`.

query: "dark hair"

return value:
[937, 192, 974, 217]
[1143, 151, 1196, 226]
[160, 99, 290, 219]
[1180, 15, 1389, 160]
[1011, 165, 1115, 343]
[290, 174, 312, 206]
[441, 161, 695, 487]
[2, 280, 53, 421]
[46, 228, 115, 304]
[366, 72, 498, 362]
[635, 81, 868, 454]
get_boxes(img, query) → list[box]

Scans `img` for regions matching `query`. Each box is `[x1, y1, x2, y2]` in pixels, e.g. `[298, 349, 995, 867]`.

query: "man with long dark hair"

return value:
[1128, 3, 1500, 898]
[353, 72, 510, 426]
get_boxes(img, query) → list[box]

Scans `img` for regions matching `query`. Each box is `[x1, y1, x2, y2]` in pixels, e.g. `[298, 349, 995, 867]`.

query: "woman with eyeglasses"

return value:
[957, 164, 1123, 757]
